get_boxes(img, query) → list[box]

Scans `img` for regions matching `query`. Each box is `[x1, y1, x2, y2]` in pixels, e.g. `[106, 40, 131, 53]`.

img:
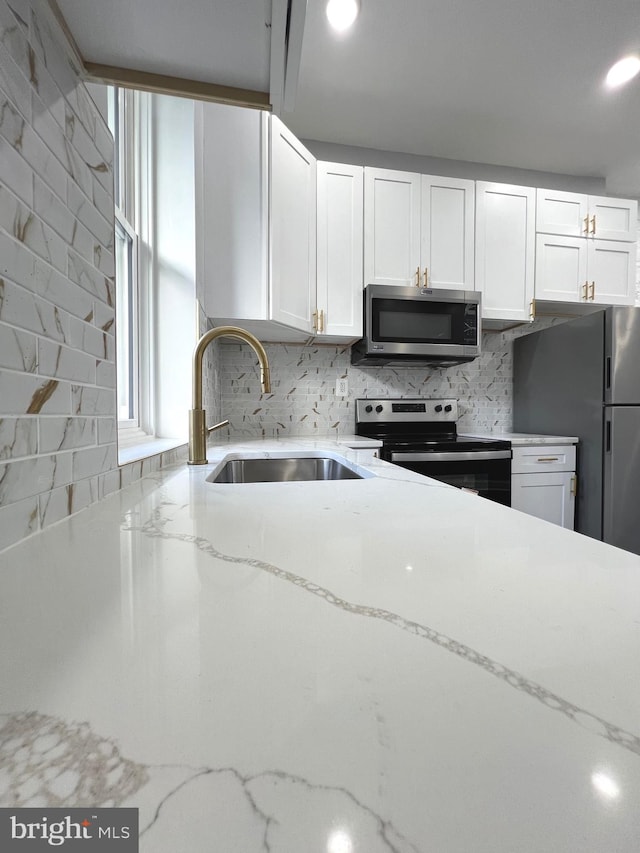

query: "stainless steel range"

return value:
[356, 398, 512, 505]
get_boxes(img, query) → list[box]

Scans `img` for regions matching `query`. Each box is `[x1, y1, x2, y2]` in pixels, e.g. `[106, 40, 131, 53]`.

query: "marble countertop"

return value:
[461, 431, 579, 445]
[1, 437, 639, 851]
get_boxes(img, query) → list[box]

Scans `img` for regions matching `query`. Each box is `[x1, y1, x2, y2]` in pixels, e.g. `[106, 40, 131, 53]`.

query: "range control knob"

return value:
[375, 405, 384, 413]
[434, 404, 443, 413]
[444, 404, 453, 412]
[365, 405, 373, 413]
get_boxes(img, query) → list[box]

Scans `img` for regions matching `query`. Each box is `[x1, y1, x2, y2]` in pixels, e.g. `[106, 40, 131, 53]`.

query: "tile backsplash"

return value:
[216, 319, 560, 439]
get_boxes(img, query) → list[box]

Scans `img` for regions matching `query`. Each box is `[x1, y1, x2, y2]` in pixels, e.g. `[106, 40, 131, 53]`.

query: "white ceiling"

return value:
[57, 0, 640, 196]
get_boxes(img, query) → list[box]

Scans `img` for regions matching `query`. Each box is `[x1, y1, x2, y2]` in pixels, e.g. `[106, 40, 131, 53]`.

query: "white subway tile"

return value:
[38, 338, 96, 383]
[0, 276, 69, 342]
[0, 450, 72, 505]
[0, 322, 37, 371]
[0, 494, 38, 552]
[0, 416, 37, 459]
[71, 443, 116, 480]
[70, 384, 115, 416]
[96, 416, 116, 445]
[0, 370, 71, 415]
[39, 416, 95, 453]
[39, 476, 98, 529]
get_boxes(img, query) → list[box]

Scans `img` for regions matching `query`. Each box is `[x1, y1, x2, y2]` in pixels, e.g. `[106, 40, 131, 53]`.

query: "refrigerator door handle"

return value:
[605, 419, 611, 453]
[606, 356, 611, 390]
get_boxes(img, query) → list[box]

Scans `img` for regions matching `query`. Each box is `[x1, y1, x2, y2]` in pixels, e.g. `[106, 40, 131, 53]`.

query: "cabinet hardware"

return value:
[312, 309, 318, 332]
[583, 215, 590, 234]
[590, 214, 596, 235]
[582, 281, 588, 300]
[318, 309, 325, 333]
[423, 267, 429, 287]
[537, 457, 559, 462]
[529, 299, 536, 320]
[415, 266, 421, 287]
[570, 475, 577, 496]
[589, 281, 595, 300]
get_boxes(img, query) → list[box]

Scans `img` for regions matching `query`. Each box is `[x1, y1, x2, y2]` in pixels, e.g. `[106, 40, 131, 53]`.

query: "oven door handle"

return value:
[390, 450, 512, 462]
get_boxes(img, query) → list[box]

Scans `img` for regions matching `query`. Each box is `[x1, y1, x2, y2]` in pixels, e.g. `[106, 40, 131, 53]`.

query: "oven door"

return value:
[386, 449, 512, 506]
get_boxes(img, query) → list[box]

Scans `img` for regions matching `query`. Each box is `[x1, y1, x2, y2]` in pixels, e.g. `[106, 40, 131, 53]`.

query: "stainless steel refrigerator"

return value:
[513, 307, 640, 555]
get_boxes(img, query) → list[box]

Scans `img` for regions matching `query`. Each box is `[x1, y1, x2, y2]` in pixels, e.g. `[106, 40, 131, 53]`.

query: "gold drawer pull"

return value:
[537, 456, 559, 462]
[570, 475, 577, 496]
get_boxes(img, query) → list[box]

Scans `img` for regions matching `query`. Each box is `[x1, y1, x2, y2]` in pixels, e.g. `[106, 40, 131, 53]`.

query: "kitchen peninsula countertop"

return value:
[1, 437, 639, 851]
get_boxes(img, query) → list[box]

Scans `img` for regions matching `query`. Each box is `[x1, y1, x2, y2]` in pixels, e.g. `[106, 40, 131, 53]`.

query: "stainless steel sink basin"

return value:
[207, 456, 364, 484]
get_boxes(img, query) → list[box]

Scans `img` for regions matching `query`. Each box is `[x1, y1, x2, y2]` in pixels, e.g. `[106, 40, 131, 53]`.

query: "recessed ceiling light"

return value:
[326, 0, 360, 32]
[605, 55, 640, 88]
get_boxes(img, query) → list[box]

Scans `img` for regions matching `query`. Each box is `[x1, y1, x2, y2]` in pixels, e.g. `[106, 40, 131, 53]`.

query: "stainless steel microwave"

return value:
[351, 284, 482, 367]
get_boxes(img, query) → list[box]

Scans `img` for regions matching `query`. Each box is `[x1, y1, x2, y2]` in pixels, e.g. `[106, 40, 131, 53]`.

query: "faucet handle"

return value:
[208, 419, 230, 434]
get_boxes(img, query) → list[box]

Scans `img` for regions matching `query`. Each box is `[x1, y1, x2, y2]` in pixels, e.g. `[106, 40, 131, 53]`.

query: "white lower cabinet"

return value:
[511, 445, 576, 529]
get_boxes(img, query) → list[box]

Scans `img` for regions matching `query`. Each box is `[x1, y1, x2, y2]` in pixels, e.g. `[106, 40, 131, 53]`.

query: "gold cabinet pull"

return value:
[423, 267, 429, 287]
[415, 266, 421, 287]
[318, 309, 325, 333]
[312, 309, 318, 332]
[590, 214, 596, 235]
[582, 281, 588, 300]
[590, 281, 595, 301]
[529, 299, 536, 320]
[583, 215, 590, 234]
[570, 475, 577, 496]
[537, 457, 559, 462]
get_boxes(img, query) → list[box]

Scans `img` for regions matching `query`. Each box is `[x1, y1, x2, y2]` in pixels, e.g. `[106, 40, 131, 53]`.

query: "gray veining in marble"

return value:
[125, 498, 640, 761]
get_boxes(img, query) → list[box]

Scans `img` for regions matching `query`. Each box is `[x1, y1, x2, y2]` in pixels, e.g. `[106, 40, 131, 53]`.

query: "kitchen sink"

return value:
[207, 456, 365, 484]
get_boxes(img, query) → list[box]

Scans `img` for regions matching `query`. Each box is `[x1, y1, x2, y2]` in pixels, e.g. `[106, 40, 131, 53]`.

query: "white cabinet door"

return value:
[588, 196, 637, 242]
[270, 117, 316, 333]
[421, 176, 475, 291]
[535, 234, 587, 303]
[364, 168, 421, 286]
[475, 182, 535, 322]
[512, 471, 576, 529]
[537, 190, 637, 242]
[536, 189, 589, 237]
[587, 240, 636, 305]
[316, 162, 363, 339]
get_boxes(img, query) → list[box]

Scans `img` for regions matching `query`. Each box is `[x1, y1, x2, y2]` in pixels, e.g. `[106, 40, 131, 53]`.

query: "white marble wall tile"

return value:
[0, 323, 37, 371]
[120, 460, 143, 489]
[0, 370, 71, 414]
[96, 416, 116, 445]
[67, 248, 113, 306]
[37, 339, 96, 383]
[0, 38, 32, 121]
[92, 301, 115, 334]
[90, 175, 113, 225]
[33, 174, 78, 244]
[70, 385, 115, 416]
[0, 1, 32, 82]
[67, 316, 109, 360]
[95, 359, 116, 388]
[0, 184, 68, 273]
[0, 451, 71, 506]
[63, 102, 112, 192]
[0, 416, 37, 459]
[38, 475, 98, 529]
[71, 443, 116, 480]
[0, 135, 32, 205]
[0, 494, 38, 551]
[66, 181, 114, 248]
[0, 276, 69, 343]
[38, 416, 95, 453]
[32, 254, 94, 320]
[97, 468, 121, 500]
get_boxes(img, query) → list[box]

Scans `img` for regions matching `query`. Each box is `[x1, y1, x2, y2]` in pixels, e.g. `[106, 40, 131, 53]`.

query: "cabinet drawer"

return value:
[511, 444, 576, 474]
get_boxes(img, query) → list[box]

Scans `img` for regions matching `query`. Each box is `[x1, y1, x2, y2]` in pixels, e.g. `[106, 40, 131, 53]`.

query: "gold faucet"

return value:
[188, 325, 271, 465]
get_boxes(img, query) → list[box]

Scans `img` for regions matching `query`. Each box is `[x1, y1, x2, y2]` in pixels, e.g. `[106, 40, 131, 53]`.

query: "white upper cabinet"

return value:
[364, 168, 421, 286]
[316, 162, 363, 340]
[421, 176, 475, 290]
[537, 189, 637, 242]
[195, 104, 316, 341]
[475, 182, 535, 322]
[363, 168, 474, 290]
[270, 117, 316, 334]
[535, 188, 637, 306]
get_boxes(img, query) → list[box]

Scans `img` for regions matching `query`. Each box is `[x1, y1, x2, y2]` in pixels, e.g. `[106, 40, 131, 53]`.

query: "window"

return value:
[108, 87, 141, 434]
[107, 85, 196, 459]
